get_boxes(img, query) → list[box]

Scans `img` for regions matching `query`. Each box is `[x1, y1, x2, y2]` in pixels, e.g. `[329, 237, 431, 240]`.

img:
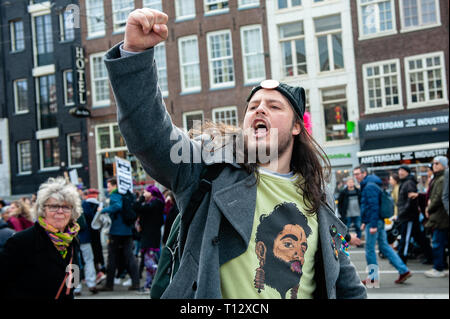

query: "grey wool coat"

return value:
[104, 42, 367, 299]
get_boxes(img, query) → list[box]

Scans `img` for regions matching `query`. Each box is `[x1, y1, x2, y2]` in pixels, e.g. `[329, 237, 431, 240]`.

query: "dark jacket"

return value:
[397, 174, 419, 223]
[425, 170, 449, 230]
[0, 222, 79, 299]
[102, 190, 133, 236]
[0, 220, 15, 253]
[162, 201, 179, 245]
[133, 197, 165, 249]
[337, 187, 361, 219]
[104, 42, 366, 299]
[360, 175, 383, 229]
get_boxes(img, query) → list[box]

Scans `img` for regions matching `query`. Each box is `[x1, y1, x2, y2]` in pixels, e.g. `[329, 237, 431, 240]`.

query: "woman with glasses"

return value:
[0, 177, 81, 299]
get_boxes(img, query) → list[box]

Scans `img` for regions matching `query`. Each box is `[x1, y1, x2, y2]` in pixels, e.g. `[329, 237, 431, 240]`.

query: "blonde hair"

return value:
[10, 200, 33, 222]
[33, 177, 82, 223]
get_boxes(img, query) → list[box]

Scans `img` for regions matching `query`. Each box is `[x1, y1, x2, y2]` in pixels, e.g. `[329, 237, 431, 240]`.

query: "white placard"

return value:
[69, 169, 79, 186]
[115, 156, 133, 195]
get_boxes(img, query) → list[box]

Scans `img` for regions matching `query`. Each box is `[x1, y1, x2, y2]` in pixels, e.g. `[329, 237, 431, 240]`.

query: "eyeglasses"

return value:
[44, 204, 72, 213]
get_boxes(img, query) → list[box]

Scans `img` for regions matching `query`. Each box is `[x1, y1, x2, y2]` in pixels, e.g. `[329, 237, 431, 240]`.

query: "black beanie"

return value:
[246, 80, 306, 120]
[399, 165, 411, 174]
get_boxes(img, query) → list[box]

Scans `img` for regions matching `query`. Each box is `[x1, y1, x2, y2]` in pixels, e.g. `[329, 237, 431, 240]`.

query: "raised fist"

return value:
[123, 8, 169, 52]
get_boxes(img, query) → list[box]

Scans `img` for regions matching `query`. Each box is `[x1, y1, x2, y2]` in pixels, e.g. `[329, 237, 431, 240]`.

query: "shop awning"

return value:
[357, 142, 449, 164]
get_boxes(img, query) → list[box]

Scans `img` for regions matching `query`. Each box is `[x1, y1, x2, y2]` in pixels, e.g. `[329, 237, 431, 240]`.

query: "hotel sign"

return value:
[70, 46, 90, 118]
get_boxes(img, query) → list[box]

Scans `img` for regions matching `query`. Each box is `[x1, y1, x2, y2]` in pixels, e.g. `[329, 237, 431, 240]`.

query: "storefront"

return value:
[325, 143, 361, 197]
[357, 110, 449, 188]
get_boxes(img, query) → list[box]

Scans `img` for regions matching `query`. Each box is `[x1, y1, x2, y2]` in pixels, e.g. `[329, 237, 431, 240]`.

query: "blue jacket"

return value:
[360, 175, 383, 229]
[102, 190, 132, 236]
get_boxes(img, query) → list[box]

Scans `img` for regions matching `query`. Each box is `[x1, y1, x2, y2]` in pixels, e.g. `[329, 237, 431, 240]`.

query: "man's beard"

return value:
[263, 250, 302, 299]
[242, 127, 293, 164]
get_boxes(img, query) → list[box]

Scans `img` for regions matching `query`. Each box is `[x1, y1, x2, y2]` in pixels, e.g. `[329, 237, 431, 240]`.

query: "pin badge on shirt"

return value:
[331, 238, 339, 260]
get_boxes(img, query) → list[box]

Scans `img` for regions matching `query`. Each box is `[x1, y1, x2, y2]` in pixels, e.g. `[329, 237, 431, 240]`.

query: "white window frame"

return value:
[179, 35, 201, 93]
[154, 43, 169, 97]
[405, 51, 448, 109]
[86, 0, 105, 38]
[357, 0, 397, 40]
[39, 137, 60, 171]
[279, 21, 307, 79]
[183, 110, 204, 132]
[314, 14, 344, 74]
[63, 69, 75, 106]
[399, 0, 441, 33]
[90, 51, 110, 107]
[276, 0, 302, 10]
[362, 59, 403, 114]
[238, 0, 260, 10]
[175, 0, 196, 21]
[31, 10, 53, 68]
[17, 140, 32, 175]
[320, 86, 350, 144]
[241, 25, 266, 84]
[59, 10, 75, 42]
[207, 30, 235, 89]
[13, 78, 29, 114]
[112, 0, 134, 33]
[67, 133, 82, 168]
[212, 106, 238, 126]
[143, 0, 163, 11]
[204, 0, 229, 16]
[95, 123, 126, 152]
[10, 20, 25, 52]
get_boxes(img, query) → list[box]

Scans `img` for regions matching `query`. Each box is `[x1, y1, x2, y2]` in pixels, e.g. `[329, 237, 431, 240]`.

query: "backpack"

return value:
[120, 190, 138, 226]
[150, 164, 225, 299]
[371, 183, 395, 219]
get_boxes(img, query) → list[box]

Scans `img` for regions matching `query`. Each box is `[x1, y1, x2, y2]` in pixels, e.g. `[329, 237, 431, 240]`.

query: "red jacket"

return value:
[8, 216, 34, 232]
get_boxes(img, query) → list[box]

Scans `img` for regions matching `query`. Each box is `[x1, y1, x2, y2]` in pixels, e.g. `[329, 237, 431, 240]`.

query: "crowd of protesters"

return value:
[336, 155, 449, 285]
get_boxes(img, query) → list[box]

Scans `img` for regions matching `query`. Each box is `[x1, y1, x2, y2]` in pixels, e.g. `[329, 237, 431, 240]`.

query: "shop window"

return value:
[321, 86, 348, 142]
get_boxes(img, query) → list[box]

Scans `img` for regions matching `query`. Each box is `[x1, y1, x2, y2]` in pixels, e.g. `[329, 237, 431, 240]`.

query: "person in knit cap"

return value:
[103, 7, 365, 299]
[133, 184, 165, 294]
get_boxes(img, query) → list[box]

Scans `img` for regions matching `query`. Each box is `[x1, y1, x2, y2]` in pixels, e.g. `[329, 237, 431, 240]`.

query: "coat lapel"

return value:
[317, 202, 348, 298]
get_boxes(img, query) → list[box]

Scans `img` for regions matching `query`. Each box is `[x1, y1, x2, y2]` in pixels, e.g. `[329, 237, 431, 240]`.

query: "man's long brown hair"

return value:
[189, 116, 331, 215]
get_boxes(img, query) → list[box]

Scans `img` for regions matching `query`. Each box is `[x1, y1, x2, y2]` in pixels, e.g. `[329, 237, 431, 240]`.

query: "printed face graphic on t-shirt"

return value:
[254, 202, 312, 299]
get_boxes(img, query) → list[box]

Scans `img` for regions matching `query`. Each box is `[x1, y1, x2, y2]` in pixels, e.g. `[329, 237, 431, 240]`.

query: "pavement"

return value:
[76, 241, 449, 300]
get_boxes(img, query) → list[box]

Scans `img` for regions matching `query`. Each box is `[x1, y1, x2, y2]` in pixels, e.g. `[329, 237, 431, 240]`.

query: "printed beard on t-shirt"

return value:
[254, 202, 312, 299]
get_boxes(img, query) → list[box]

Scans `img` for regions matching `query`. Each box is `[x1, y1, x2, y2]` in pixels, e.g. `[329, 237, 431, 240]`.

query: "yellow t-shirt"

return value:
[220, 169, 318, 299]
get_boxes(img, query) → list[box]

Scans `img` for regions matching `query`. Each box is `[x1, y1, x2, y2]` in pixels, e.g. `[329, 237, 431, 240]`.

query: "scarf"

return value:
[38, 216, 80, 259]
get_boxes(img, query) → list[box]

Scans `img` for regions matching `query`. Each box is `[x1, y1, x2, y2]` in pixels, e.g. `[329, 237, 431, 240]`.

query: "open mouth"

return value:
[290, 261, 302, 274]
[252, 118, 270, 139]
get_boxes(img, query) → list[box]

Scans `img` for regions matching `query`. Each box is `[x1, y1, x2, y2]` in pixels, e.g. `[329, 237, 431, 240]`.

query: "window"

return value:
[239, 0, 259, 9]
[40, 137, 60, 170]
[68, 133, 82, 167]
[37, 74, 57, 130]
[241, 25, 266, 84]
[321, 87, 348, 142]
[314, 14, 344, 72]
[18, 141, 32, 174]
[277, 0, 301, 9]
[90, 52, 110, 106]
[405, 52, 448, 108]
[175, 0, 196, 20]
[86, 0, 105, 37]
[112, 0, 134, 32]
[207, 30, 235, 88]
[400, 0, 440, 30]
[96, 124, 126, 151]
[14, 79, 29, 114]
[204, 0, 229, 15]
[358, 0, 395, 38]
[60, 10, 75, 41]
[213, 106, 238, 126]
[63, 70, 74, 106]
[183, 111, 204, 132]
[34, 14, 54, 66]
[363, 60, 402, 113]
[10, 20, 25, 52]
[143, 0, 163, 11]
[179, 36, 201, 93]
[154, 44, 168, 96]
[279, 22, 306, 78]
